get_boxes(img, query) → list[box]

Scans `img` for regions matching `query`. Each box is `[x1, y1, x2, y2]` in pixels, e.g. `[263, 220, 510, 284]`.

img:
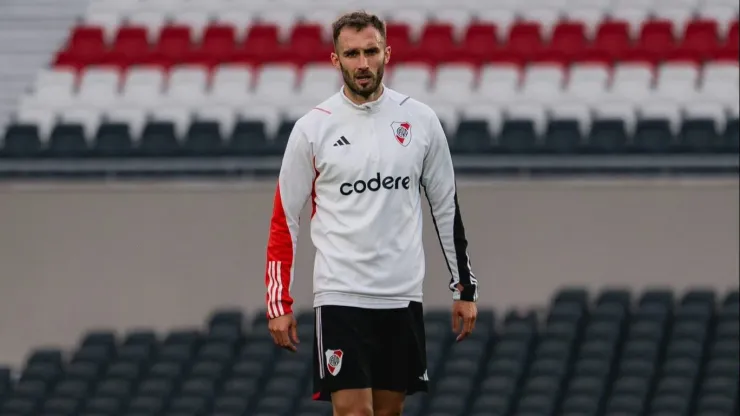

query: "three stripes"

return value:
[266, 260, 286, 319]
[333, 136, 351, 146]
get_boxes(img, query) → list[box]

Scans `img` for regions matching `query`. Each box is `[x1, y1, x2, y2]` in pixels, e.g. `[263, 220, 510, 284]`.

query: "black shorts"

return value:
[312, 301, 429, 401]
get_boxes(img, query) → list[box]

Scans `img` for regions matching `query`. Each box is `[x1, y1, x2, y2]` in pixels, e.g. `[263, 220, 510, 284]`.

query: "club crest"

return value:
[325, 349, 344, 376]
[391, 121, 412, 147]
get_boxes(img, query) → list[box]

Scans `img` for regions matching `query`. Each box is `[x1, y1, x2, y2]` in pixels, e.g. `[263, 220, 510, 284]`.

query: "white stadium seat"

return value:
[253, 64, 299, 105]
[428, 64, 476, 107]
[118, 66, 166, 110]
[76, 67, 121, 110]
[473, 65, 521, 105]
[162, 65, 209, 108]
[3, 0, 738, 154]
[297, 64, 341, 105]
[387, 64, 432, 102]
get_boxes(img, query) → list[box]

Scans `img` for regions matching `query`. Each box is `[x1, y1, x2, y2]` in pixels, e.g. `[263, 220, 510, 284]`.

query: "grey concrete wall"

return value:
[0, 177, 738, 367]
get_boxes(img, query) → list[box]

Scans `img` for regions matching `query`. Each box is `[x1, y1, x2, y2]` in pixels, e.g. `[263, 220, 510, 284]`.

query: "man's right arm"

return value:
[264, 123, 315, 320]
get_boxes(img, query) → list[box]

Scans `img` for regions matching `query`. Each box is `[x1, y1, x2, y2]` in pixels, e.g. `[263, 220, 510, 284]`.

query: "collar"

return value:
[340, 84, 387, 113]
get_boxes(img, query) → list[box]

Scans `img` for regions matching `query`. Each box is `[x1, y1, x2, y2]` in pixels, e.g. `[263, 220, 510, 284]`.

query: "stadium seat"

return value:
[0, 288, 704, 416]
[6, 5, 737, 162]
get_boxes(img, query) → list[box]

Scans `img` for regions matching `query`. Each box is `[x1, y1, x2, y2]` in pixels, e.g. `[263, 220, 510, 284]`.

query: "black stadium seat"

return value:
[93, 123, 134, 157]
[227, 120, 271, 156]
[678, 118, 723, 153]
[0, 124, 43, 158]
[495, 120, 539, 154]
[452, 120, 493, 154]
[47, 123, 88, 157]
[1, 287, 738, 416]
[585, 119, 628, 154]
[631, 118, 676, 153]
[138, 121, 180, 157]
[722, 118, 739, 153]
[183, 121, 223, 156]
[543, 119, 582, 153]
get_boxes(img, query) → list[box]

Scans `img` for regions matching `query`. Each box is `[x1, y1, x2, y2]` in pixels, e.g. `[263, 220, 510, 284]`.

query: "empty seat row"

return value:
[53, 18, 739, 69]
[18, 62, 740, 118]
[82, 0, 740, 38]
[32, 61, 740, 91]
[10, 95, 739, 142]
[1, 116, 737, 159]
[0, 287, 737, 416]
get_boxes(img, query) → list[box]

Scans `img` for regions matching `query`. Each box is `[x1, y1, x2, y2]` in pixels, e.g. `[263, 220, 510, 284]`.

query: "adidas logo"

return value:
[333, 136, 351, 146]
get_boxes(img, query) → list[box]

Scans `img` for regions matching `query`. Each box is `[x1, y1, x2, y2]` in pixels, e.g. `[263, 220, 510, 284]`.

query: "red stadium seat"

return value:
[232, 24, 284, 64]
[289, 24, 333, 64]
[386, 24, 413, 63]
[590, 21, 631, 62]
[635, 20, 676, 62]
[49, 17, 737, 71]
[414, 23, 456, 64]
[505, 22, 544, 63]
[678, 19, 720, 60]
[148, 25, 194, 69]
[66, 26, 106, 55]
[53, 26, 107, 70]
[188, 24, 238, 67]
[103, 26, 152, 69]
[548, 22, 587, 61]
[460, 23, 499, 64]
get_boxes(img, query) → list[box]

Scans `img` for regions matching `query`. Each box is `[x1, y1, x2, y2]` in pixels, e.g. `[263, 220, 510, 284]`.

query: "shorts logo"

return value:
[325, 349, 344, 376]
[391, 121, 412, 147]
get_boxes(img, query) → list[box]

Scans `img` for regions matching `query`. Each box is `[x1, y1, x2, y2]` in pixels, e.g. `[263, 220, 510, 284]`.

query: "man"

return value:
[263, 10, 479, 416]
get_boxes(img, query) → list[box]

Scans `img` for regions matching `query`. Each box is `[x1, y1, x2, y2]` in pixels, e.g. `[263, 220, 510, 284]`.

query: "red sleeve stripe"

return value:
[265, 184, 295, 318]
[267, 260, 286, 318]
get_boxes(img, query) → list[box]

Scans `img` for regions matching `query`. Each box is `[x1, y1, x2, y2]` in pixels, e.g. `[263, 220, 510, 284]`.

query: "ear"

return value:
[384, 45, 391, 65]
[330, 52, 340, 69]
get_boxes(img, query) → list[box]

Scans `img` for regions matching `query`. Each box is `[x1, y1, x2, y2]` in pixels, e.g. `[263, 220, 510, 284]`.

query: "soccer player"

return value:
[263, 10, 479, 416]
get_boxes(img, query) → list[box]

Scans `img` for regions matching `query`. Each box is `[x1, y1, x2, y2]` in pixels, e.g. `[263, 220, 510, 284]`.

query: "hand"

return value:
[268, 313, 300, 352]
[452, 298, 477, 342]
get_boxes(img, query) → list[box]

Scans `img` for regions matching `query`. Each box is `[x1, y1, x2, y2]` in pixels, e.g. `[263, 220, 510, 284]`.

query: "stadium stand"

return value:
[0, 286, 737, 416]
[0, 0, 738, 164]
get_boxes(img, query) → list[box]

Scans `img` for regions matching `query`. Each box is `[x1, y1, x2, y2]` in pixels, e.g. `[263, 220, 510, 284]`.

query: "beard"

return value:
[341, 62, 385, 99]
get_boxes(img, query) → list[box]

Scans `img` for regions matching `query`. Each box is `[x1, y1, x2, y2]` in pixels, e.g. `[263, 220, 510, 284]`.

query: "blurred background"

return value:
[0, 0, 738, 415]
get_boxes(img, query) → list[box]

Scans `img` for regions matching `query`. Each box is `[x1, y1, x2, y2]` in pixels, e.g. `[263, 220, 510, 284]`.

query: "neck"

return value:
[343, 83, 384, 106]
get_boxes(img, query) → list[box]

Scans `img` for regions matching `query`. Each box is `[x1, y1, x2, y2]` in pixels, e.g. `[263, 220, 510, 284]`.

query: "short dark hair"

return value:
[331, 11, 386, 48]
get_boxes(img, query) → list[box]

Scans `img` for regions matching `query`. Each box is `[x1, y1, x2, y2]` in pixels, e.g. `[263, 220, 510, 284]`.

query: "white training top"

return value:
[264, 85, 478, 319]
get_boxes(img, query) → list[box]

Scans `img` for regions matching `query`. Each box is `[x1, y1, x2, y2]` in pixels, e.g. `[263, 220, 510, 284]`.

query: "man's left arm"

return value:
[420, 113, 479, 303]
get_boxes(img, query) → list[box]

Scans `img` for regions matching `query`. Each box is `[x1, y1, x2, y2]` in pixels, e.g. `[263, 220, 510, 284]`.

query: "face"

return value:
[331, 25, 391, 99]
